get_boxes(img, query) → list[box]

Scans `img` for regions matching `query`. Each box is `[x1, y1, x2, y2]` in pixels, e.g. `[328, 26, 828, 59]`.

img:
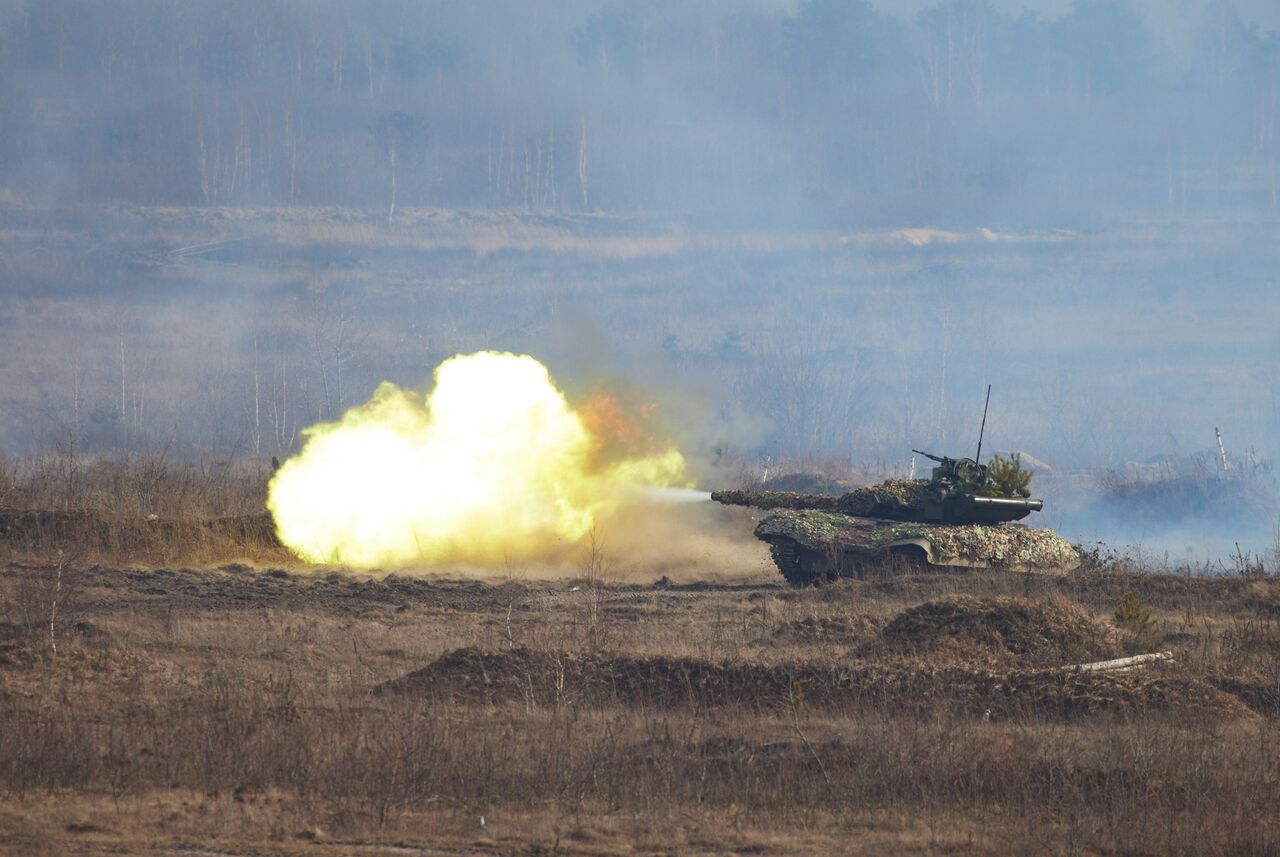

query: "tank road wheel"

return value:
[797, 547, 845, 584]
[766, 539, 931, 586]
[850, 545, 930, 579]
[765, 538, 847, 586]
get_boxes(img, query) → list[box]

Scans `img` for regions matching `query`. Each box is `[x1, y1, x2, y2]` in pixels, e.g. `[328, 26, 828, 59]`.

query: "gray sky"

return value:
[871, 0, 1280, 34]
[869, 0, 1070, 17]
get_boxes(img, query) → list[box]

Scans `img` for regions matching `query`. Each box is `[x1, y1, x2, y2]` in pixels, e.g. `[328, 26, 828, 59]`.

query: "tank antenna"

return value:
[975, 384, 991, 464]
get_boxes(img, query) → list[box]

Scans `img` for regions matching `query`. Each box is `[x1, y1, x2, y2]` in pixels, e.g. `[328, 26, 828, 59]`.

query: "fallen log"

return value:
[1065, 651, 1173, 673]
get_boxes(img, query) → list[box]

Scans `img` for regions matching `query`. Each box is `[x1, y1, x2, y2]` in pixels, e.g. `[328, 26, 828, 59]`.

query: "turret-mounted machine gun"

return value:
[907, 449, 1042, 524]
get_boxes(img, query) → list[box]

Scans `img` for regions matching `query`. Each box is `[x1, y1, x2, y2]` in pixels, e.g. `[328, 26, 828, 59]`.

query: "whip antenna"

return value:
[975, 384, 991, 464]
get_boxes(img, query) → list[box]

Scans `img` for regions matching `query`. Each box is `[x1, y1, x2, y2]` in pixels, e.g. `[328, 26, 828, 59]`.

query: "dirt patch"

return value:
[379, 646, 1250, 721]
[872, 596, 1119, 667]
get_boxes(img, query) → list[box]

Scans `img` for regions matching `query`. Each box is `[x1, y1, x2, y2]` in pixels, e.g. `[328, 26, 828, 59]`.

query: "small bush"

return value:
[986, 454, 1033, 498]
[1113, 590, 1153, 635]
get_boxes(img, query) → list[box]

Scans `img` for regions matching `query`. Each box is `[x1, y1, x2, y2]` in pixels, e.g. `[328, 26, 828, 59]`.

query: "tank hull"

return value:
[754, 509, 1079, 586]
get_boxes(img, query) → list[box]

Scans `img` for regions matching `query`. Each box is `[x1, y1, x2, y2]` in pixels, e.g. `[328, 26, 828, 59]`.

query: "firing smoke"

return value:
[638, 487, 714, 504]
[267, 351, 688, 569]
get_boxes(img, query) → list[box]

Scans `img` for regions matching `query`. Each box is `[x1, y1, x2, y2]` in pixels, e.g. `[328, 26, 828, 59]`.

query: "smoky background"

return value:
[0, 0, 1278, 556]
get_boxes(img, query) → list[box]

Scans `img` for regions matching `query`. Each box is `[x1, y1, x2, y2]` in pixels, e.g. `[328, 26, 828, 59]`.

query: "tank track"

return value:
[766, 538, 810, 586]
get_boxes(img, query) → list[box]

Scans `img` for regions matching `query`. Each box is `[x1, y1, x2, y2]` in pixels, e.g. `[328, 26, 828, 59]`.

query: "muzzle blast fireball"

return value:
[267, 351, 687, 569]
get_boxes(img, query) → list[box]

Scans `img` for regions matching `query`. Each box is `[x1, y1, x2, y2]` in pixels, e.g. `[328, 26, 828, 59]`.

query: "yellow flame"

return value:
[267, 351, 686, 568]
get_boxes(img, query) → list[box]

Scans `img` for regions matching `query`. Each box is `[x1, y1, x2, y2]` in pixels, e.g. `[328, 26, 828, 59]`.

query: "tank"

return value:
[713, 451, 1080, 585]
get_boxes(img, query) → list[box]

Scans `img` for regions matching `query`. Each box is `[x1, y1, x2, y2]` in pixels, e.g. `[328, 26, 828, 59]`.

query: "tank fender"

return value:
[879, 536, 942, 564]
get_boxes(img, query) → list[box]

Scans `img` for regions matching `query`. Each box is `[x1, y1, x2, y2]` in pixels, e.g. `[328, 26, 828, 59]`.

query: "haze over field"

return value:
[0, 0, 1278, 558]
[8, 9, 1280, 855]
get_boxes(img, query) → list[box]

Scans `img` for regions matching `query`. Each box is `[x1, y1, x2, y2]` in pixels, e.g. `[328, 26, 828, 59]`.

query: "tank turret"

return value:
[713, 451, 1042, 526]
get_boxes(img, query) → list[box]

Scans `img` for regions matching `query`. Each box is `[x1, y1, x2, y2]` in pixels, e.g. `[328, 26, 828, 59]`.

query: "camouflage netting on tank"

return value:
[712, 479, 932, 514]
[755, 510, 1079, 570]
[917, 523, 1078, 568]
[760, 473, 853, 495]
[833, 479, 932, 515]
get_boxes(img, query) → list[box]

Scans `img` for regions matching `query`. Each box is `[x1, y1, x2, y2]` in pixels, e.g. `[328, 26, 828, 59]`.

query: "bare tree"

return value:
[577, 116, 590, 209]
[302, 288, 369, 421]
[373, 112, 429, 225]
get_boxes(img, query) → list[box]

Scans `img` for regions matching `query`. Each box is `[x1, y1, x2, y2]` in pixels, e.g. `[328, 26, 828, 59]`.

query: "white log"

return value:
[1064, 651, 1173, 673]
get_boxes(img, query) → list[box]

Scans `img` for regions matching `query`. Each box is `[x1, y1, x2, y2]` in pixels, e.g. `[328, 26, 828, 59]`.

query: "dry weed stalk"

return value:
[578, 526, 617, 652]
[5, 549, 85, 657]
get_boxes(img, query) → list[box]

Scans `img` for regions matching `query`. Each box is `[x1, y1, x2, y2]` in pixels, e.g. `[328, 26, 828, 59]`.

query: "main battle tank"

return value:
[713, 451, 1080, 585]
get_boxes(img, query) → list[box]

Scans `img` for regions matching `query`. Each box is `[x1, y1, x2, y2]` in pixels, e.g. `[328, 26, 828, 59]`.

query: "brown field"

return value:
[2, 460, 1280, 855]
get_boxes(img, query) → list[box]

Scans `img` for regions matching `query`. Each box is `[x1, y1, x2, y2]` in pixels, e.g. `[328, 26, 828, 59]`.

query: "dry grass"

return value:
[0, 454, 285, 567]
[0, 453, 269, 517]
[1, 457, 1280, 853]
[1, 554, 1279, 855]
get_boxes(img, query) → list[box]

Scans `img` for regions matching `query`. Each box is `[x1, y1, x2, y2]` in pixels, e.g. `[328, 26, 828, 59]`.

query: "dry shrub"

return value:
[1113, 590, 1154, 634]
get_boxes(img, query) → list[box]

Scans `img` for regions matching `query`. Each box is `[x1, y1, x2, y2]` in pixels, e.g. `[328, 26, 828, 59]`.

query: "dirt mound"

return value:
[381, 647, 796, 709]
[1244, 581, 1280, 617]
[875, 596, 1119, 667]
[379, 646, 1250, 721]
[1208, 669, 1280, 717]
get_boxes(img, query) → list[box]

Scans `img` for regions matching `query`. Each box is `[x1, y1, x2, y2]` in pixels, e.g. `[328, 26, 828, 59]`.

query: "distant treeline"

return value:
[2, 0, 1279, 223]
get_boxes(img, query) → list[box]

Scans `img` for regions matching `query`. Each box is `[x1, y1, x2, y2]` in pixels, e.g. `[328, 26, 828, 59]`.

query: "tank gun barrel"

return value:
[969, 496, 1043, 514]
[710, 489, 839, 511]
[911, 449, 948, 464]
